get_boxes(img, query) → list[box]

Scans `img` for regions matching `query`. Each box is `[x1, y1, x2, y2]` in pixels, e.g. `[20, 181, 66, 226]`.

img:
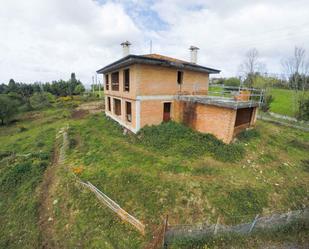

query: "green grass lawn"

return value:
[269, 88, 309, 117]
[1, 104, 308, 248]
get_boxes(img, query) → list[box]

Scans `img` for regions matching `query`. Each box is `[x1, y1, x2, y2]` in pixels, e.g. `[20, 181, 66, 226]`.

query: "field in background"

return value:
[209, 85, 309, 118]
[269, 88, 308, 117]
[0, 102, 308, 248]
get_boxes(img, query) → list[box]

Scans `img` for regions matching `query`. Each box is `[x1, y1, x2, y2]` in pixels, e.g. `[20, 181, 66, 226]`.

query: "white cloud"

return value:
[0, 0, 141, 84]
[1, 0, 309, 84]
[150, 0, 309, 77]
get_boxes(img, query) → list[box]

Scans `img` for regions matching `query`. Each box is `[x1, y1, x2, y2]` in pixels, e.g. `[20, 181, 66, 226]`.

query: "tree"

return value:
[30, 92, 55, 110]
[0, 84, 8, 94]
[282, 46, 309, 115]
[0, 95, 18, 125]
[224, 77, 241, 87]
[239, 48, 266, 87]
[8, 79, 18, 92]
[74, 84, 85, 95]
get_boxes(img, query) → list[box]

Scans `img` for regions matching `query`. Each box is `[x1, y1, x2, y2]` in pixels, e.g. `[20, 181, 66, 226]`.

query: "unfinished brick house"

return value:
[97, 41, 260, 143]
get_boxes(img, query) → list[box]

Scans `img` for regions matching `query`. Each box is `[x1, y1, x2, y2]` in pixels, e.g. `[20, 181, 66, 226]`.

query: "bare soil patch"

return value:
[71, 109, 89, 119]
[76, 101, 104, 114]
[71, 101, 104, 119]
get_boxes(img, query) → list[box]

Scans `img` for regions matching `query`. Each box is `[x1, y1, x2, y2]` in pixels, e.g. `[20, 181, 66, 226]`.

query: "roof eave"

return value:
[97, 55, 220, 74]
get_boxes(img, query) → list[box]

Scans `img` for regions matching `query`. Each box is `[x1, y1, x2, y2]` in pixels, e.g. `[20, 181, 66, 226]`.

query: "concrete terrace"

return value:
[177, 95, 261, 109]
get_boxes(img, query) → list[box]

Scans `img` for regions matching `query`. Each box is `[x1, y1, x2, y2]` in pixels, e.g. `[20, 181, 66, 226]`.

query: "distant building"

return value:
[97, 42, 259, 143]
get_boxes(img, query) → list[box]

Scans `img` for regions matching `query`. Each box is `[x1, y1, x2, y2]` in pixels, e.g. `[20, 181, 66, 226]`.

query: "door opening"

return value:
[163, 102, 171, 122]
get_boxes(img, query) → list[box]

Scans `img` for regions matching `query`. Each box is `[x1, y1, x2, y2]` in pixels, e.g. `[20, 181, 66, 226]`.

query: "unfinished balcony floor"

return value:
[177, 95, 260, 109]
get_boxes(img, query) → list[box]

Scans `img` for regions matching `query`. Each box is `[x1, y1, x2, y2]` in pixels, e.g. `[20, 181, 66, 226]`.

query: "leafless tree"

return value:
[239, 48, 265, 87]
[281, 46, 309, 114]
[281, 46, 309, 91]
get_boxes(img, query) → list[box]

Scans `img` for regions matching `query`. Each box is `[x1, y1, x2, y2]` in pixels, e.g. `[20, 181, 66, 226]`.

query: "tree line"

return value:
[0, 73, 85, 97]
[211, 46, 309, 121]
[0, 73, 86, 125]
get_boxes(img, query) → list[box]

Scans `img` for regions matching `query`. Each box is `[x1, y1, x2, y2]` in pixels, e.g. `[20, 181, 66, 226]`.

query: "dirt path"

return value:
[38, 127, 68, 249]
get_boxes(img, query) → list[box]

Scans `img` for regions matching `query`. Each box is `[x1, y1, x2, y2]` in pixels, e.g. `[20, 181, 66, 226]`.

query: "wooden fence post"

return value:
[162, 215, 169, 249]
[214, 216, 220, 235]
[249, 214, 259, 233]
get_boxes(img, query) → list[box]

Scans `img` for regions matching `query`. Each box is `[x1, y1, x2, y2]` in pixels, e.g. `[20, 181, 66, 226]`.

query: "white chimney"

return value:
[121, 41, 131, 57]
[189, 46, 199, 64]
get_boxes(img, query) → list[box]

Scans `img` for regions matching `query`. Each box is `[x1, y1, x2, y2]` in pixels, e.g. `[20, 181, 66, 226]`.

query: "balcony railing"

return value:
[176, 84, 265, 109]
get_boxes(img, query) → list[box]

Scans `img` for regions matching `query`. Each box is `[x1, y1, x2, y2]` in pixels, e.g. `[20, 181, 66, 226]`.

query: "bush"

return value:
[30, 92, 55, 109]
[137, 122, 245, 162]
[296, 97, 309, 121]
[224, 77, 241, 87]
[261, 94, 274, 112]
[0, 94, 19, 125]
[0, 162, 32, 190]
[238, 129, 260, 141]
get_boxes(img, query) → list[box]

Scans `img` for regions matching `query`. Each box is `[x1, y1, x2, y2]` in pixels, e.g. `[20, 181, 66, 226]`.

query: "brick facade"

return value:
[101, 56, 258, 143]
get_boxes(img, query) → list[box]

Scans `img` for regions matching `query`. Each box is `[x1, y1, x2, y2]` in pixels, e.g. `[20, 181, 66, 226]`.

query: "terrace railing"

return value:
[207, 84, 265, 106]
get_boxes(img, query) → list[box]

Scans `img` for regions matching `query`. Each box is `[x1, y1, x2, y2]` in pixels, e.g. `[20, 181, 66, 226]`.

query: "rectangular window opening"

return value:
[124, 69, 130, 92]
[125, 101, 132, 122]
[105, 74, 109, 90]
[111, 72, 119, 91]
[177, 71, 183, 84]
[107, 97, 111, 111]
[113, 98, 121, 116]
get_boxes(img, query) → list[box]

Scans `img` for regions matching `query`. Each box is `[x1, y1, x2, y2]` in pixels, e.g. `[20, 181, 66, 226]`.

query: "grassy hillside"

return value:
[0, 108, 70, 248]
[269, 88, 309, 117]
[0, 103, 308, 248]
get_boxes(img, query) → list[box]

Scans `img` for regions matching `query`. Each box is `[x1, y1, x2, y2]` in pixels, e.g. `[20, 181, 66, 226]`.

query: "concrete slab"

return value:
[177, 95, 260, 109]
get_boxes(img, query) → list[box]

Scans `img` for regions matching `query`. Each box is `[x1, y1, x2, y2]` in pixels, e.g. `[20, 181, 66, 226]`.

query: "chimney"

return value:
[189, 46, 199, 64]
[121, 40, 131, 57]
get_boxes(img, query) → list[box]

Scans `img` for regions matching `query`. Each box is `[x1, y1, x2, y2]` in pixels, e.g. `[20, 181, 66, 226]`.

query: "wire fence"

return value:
[164, 208, 309, 245]
[58, 126, 308, 249]
[58, 126, 146, 236]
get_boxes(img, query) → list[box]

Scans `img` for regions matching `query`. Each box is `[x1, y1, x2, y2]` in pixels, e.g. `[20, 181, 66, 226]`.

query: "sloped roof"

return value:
[97, 54, 220, 74]
[142, 53, 188, 64]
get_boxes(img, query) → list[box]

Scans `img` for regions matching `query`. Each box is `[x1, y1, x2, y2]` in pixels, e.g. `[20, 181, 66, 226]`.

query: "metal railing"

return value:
[207, 85, 265, 105]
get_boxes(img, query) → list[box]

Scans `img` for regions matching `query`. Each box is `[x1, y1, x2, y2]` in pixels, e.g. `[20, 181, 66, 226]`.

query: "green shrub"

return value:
[224, 77, 241, 87]
[0, 94, 19, 125]
[296, 97, 309, 121]
[261, 94, 274, 112]
[213, 143, 245, 162]
[137, 122, 245, 162]
[30, 92, 55, 110]
[238, 129, 260, 141]
[0, 162, 32, 190]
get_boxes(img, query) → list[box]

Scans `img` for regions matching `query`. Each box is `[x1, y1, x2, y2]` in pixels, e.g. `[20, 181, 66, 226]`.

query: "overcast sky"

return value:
[1, 0, 309, 85]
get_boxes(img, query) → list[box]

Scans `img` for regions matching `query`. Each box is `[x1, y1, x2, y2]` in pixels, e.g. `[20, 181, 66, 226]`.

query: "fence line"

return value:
[81, 181, 146, 235]
[58, 126, 145, 236]
[164, 208, 309, 244]
[257, 114, 309, 131]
